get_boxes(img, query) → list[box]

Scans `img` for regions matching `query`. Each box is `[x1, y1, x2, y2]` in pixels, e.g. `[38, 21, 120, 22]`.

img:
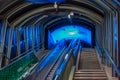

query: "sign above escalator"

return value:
[25, 0, 66, 4]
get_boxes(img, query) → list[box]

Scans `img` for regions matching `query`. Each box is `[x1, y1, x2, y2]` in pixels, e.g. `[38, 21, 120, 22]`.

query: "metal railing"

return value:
[54, 48, 73, 80]
[46, 39, 75, 80]
[104, 48, 120, 76]
[96, 41, 120, 76]
[76, 43, 82, 71]
[53, 39, 77, 80]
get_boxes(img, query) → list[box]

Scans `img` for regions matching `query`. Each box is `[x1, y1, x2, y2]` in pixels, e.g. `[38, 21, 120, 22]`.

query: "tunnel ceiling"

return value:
[0, 0, 119, 30]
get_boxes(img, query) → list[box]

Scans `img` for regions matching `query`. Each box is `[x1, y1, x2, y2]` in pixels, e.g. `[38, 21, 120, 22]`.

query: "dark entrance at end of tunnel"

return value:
[44, 24, 95, 49]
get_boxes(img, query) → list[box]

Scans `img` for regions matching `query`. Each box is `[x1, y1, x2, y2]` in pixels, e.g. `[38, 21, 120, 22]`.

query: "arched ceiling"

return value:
[0, 0, 118, 30]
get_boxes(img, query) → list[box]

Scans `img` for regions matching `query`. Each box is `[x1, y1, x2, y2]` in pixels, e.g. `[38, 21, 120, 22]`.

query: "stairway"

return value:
[73, 48, 108, 80]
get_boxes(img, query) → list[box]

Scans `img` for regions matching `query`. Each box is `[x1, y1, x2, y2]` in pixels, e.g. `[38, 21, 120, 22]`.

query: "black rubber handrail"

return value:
[53, 39, 77, 80]
[48, 39, 75, 80]
[76, 39, 82, 71]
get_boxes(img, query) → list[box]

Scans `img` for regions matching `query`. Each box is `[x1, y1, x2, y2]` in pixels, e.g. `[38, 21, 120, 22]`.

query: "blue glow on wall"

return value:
[25, 0, 65, 3]
[51, 25, 91, 44]
[0, 21, 2, 44]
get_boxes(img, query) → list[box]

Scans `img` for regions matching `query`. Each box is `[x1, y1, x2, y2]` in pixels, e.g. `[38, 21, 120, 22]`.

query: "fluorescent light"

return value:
[54, 2, 58, 8]
[69, 32, 76, 35]
[68, 14, 71, 19]
[70, 12, 74, 16]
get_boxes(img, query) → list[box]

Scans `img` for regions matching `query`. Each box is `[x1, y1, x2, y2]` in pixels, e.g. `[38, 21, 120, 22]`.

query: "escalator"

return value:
[24, 39, 76, 80]
[73, 48, 108, 80]
[46, 39, 77, 80]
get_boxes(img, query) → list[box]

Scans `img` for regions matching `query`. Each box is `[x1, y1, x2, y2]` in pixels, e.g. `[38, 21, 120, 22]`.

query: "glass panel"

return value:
[0, 52, 38, 80]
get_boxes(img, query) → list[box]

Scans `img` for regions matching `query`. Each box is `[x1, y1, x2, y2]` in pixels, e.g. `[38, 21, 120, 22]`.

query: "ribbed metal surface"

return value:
[74, 48, 108, 80]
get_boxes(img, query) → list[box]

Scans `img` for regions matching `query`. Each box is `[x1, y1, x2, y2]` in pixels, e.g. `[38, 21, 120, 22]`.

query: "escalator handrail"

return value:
[54, 48, 73, 80]
[53, 39, 77, 80]
[42, 46, 66, 80]
[48, 39, 75, 79]
[76, 40, 82, 71]
[34, 40, 65, 72]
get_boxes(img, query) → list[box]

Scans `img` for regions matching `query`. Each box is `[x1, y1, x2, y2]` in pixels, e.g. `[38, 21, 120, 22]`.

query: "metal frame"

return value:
[16, 28, 20, 56]
[6, 25, 14, 64]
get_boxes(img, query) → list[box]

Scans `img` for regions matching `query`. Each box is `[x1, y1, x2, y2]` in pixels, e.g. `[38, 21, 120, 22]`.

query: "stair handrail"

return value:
[96, 41, 120, 76]
[96, 41, 102, 57]
[75, 40, 82, 71]
[104, 48, 120, 76]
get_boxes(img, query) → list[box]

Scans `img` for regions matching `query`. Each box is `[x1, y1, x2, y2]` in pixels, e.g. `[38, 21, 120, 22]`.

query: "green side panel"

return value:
[0, 52, 38, 80]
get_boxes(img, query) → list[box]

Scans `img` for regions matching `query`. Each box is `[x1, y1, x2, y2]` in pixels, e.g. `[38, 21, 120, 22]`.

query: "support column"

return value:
[118, 7, 120, 80]
[32, 25, 35, 51]
[6, 26, 14, 65]
[24, 27, 28, 51]
[0, 54, 3, 68]
[26, 27, 29, 51]
[0, 18, 7, 68]
[41, 24, 45, 49]
[16, 29, 20, 56]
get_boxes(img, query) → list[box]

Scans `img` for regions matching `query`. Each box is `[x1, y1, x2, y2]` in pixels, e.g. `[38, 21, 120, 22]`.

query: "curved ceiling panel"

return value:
[9, 3, 103, 27]
[44, 15, 95, 29]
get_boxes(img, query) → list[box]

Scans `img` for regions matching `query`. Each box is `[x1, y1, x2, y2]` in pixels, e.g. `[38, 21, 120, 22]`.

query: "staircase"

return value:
[73, 48, 108, 80]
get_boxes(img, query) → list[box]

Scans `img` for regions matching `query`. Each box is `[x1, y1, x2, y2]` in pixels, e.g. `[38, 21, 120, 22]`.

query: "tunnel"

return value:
[0, 0, 120, 80]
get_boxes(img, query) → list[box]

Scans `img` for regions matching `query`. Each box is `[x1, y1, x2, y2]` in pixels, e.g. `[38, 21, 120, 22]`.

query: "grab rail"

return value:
[96, 41, 120, 76]
[34, 40, 65, 72]
[96, 41, 102, 57]
[54, 48, 73, 80]
[76, 41, 82, 71]
[49, 39, 75, 80]
[104, 48, 120, 76]
[53, 39, 77, 80]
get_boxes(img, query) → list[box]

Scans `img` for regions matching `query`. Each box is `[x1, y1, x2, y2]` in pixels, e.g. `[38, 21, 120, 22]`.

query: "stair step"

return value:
[74, 76, 107, 80]
[74, 73, 106, 77]
[78, 69, 104, 72]
[75, 72, 105, 74]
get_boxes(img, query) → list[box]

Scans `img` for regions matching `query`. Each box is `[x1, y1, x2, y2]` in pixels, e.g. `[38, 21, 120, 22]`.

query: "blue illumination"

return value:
[0, 21, 3, 45]
[51, 25, 91, 44]
[112, 0, 120, 6]
[25, 0, 65, 3]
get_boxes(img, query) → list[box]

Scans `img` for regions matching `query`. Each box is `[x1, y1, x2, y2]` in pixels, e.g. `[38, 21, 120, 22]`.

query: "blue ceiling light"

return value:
[69, 31, 76, 35]
[25, 0, 65, 4]
[51, 25, 92, 44]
